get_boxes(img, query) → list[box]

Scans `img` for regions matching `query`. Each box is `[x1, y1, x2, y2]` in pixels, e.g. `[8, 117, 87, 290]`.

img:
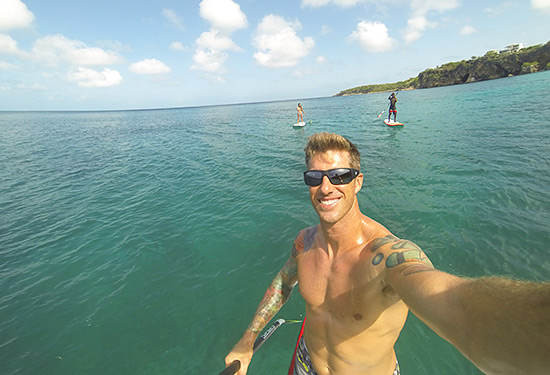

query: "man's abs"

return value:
[302, 302, 407, 375]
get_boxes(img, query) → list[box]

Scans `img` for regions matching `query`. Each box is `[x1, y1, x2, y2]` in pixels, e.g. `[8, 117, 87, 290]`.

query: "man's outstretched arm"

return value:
[224, 255, 298, 375]
[382, 240, 550, 375]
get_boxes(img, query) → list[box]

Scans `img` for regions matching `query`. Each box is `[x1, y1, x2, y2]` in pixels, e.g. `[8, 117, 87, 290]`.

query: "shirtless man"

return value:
[224, 132, 550, 375]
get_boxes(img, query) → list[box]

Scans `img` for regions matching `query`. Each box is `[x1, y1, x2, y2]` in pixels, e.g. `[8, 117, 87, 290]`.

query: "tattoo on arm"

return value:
[303, 227, 316, 253]
[385, 240, 435, 276]
[390, 240, 422, 251]
[370, 235, 399, 253]
[247, 257, 297, 333]
[400, 264, 437, 276]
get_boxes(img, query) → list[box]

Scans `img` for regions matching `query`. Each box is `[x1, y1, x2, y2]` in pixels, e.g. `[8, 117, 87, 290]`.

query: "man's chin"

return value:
[315, 210, 340, 225]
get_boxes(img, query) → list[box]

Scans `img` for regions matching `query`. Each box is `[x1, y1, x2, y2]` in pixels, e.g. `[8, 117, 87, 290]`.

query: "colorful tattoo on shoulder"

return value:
[372, 252, 384, 266]
[391, 240, 422, 251]
[303, 227, 316, 253]
[371, 238, 435, 275]
[385, 246, 435, 276]
[385, 250, 432, 267]
[370, 235, 399, 253]
[386, 240, 434, 275]
[370, 235, 399, 266]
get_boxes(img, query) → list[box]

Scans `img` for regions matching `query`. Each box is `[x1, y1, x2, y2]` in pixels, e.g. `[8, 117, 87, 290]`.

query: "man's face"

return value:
[306, 150, 363, 225]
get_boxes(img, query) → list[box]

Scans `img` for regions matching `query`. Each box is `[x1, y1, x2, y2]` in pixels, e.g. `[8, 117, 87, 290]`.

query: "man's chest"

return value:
[297, 251, 385, 317]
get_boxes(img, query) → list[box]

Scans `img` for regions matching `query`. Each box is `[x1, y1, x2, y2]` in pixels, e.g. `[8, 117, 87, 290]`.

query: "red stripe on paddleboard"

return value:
[288, 317, 306, 375]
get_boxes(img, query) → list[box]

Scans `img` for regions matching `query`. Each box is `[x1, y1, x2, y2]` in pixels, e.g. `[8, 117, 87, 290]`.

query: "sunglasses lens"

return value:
[304, 169, 357, 186]
[328, 169, 354, 185]
[304, 171, 323, 186]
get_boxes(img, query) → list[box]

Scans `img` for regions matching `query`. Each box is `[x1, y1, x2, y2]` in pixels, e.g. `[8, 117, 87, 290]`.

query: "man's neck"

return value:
[319, 206, 367, 256]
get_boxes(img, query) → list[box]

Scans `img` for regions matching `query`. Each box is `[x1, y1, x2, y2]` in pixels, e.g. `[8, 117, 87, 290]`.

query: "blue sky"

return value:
[1, 0, 549, 110]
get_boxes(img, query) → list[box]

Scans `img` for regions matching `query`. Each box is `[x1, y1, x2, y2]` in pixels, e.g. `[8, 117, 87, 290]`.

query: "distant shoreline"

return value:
[334, 41, 550, 97]
[337, 87, 416, 96]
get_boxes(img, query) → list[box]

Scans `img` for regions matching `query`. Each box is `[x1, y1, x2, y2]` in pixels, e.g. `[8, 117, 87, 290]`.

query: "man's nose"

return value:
[319, 175, 334, 192]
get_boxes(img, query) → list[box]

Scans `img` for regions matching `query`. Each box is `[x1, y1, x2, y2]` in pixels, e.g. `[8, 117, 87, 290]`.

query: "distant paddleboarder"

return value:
[297, 103, 305, 124]
[388, 92, 397, 123]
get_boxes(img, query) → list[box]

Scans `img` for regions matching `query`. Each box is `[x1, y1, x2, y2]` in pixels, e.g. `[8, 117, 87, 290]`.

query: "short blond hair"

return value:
[304, 133, 361, 170]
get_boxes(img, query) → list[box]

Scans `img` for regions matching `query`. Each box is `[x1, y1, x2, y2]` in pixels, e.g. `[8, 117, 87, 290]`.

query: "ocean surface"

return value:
[1, 71, 549, 375]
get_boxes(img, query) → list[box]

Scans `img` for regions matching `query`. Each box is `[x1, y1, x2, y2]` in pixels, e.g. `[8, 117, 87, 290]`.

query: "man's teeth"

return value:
[321, 198, 339, 205]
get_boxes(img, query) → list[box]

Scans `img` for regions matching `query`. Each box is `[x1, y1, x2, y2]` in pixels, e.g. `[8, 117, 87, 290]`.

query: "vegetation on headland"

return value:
[334, 41, 550, 96]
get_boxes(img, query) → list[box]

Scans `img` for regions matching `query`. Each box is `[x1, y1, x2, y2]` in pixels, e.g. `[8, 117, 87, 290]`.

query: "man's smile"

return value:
[318, 197, 341, 207]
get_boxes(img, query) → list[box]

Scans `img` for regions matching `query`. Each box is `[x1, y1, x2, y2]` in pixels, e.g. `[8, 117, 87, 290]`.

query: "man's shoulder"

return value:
[292, 226, 318, 256]
[367, 234, 400, 253]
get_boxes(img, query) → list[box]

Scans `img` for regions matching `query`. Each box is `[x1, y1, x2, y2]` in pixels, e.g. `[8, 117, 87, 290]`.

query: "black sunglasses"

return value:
[304, 168, 360, 186]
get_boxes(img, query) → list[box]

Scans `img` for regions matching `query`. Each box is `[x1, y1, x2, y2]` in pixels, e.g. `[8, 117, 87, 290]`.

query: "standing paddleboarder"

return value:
[388, 92, 397, 123]
[297, 103, 305, 124]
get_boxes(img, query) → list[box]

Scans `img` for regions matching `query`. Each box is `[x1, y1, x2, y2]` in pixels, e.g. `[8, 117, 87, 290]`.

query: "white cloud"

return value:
[410, 0, 459, 15]
[349, 21, 397, 53]
[302, 0, 330, 6]
[30, 82, 47, 90]
[0, 33, 27, 56]
[484, 2, 517, 15]
[532, 0, 550, 12]
[0, 0, 35, 32]
[191, 49, 228, 73]
[196, 29, 242, 52]
[301, 0, 366, 7]
[404, 0, 459, 43]
[0, 60, 19, 70]
[192, 0, 247, 73]
[170, 42, 189, 51]
[191, 30, 242, 72]
[459, 25, 477, 36]
[199, 0, 248, 32]
[97, 40, 132, 53]
[320, 25, 333, 35]
[316, 56, 328, 65]
[67, 67, 123, 88]
[129, 59, 171, 74]
[32, 34, 125, 67]
[404, 15, 436, 44]
[252, 15, 315, 68]
[162, 8, 185, 31]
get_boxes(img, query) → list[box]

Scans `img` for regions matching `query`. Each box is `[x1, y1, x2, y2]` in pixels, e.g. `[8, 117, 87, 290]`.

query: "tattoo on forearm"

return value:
[248, 259, 297, 333]
[248, 283, 285, 332]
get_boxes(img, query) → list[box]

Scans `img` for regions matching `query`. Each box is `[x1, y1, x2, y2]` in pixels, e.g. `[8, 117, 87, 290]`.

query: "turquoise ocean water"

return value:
[1, 71, 549, 375]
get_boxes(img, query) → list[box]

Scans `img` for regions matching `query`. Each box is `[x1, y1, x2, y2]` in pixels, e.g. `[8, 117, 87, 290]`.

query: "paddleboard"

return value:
[384, 119, 404, 127]
[293, 121, 306, 127]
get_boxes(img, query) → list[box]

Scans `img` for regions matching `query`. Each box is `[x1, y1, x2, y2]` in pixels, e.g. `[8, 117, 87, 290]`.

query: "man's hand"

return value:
[224, 333, 255, 375]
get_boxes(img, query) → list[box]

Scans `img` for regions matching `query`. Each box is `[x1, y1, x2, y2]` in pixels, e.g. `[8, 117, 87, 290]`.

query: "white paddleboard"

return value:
[293, 121, 306, 127]
[384, 119, 404, 126]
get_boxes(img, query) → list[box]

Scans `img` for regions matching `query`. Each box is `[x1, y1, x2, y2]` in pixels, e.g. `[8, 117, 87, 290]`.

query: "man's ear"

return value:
[354, 172, 364, 194]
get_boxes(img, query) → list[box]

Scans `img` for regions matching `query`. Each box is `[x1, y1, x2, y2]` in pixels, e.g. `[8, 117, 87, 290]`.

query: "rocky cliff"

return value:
[335, 41, 550, 96]
[417, 41, 550, 88]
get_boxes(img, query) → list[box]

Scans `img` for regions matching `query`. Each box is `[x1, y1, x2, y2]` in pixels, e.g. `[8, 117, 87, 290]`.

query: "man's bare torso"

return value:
[293, 219, 409, 375]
